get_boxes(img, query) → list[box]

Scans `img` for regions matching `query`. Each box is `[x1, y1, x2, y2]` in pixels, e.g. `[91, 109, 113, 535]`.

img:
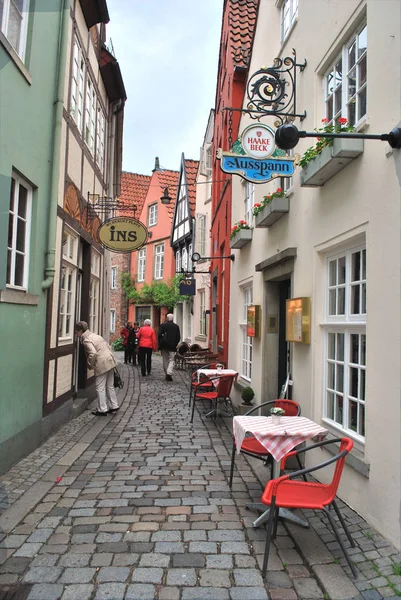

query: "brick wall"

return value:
[109, 253, 130, 342]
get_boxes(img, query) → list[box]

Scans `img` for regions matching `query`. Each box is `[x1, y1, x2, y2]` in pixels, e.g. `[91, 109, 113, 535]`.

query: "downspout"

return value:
[42, 0, 72, 289]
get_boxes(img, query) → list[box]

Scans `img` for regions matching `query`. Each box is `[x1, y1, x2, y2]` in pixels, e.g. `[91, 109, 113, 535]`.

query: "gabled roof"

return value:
[184, 159, 199, 219]
[228, 0, 259, 68]
[119, 172, 151, 218]
[153, 169, 180, 221]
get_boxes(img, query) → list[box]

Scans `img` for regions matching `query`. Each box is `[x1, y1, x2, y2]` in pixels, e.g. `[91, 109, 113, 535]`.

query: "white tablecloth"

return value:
[197, 368, 238, 382]
[233, 415, 328, 462]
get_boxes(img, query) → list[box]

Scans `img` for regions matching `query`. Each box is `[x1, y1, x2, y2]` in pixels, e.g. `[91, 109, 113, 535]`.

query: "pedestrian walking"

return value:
[128, 322, 139, 366]
[136, 319, 157, 376]
[158, 313, 181, 381]
[75, 321, 119, 416]
[120, 322, 132, 364]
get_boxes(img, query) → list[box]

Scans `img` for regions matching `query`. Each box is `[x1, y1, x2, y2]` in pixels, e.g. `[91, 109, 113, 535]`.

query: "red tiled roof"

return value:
[184, 159, 199, 219]
[228, 0, 259, 67]
[154, 169, 180, 221]
[119, 172, 151, 218]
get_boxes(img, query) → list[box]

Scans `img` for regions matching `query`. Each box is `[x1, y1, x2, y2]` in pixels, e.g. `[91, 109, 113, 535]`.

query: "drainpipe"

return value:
[42, 0, 72, 289]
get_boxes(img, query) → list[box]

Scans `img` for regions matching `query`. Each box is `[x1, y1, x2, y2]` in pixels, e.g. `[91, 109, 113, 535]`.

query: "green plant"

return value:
[270, 407, 285, 416]
[230, 220, 250, 239]
[363, 530, 374, 540]
[111, 337, 124, 351]
[121, 273, 191, 309]
[252, 187, 285, 217]
[241, 386, 255, 404]
[392, 563, 401, 576]
[299, 118, 355, 168]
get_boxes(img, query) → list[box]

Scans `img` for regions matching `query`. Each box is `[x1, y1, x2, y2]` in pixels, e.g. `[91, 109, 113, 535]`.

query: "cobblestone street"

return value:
[0, 355, 399, 600]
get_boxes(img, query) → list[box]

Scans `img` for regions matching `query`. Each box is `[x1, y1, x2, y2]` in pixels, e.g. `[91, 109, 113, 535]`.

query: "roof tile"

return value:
[119, 172, 151, 218]
[228, 0, 259, 67]
[184, 159, 199, 219]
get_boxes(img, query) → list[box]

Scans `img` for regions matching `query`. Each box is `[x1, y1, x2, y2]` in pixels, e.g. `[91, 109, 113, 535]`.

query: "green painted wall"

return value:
[0, 6, 63, 445]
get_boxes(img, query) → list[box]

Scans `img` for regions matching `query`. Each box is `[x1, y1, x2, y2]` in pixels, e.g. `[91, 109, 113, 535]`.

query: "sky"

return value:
[107, 0, 223, 176]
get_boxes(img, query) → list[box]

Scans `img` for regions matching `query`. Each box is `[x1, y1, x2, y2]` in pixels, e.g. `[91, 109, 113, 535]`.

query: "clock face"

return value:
[192, 252, 201, 262]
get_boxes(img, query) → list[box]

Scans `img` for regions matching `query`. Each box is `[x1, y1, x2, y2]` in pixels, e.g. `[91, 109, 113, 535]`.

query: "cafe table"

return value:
[233, 415, 328, 528]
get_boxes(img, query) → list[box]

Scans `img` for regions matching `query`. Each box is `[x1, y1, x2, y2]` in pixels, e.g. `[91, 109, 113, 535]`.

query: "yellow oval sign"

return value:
[98, 217, 148, 253]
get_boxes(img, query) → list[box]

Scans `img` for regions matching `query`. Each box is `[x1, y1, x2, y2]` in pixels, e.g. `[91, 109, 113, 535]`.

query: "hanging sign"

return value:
[217, 124, 298, 184]
[247, 305, 261, 337]
[97, 217, 148, 253]
[179, 278, 196, 296]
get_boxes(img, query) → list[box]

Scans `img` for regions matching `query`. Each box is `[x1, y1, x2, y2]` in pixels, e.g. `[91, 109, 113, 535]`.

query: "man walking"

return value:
[158, 314, 180, 381]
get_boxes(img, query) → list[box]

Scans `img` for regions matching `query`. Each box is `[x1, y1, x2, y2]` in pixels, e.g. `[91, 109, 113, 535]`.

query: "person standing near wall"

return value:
[158, 313, 181, 381]
[75, 321, 119, 416]
[120, 322, 132, 364]
[136, 319, 157, 376]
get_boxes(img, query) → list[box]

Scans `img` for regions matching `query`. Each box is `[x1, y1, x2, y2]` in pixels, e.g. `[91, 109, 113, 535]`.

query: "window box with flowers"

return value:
[253, 187, 289, 228]
[300, 118, 364, 187]
[230, 221, 252, 249]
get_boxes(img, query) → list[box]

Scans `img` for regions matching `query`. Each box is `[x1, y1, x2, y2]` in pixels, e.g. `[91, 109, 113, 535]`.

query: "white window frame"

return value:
[154, 243, 164, 280]
[138, 248, 146, 282]
[324, 23, 367, 128]
[198, 215, 206, 257]
[182, 247, 188, 272]
[111, 266, 117, 289]
[240, 285, 253, 380]
[176, 249, 181, 273]
[148, 203, 158, 227]
[280, 0, 298, 43]
[89, 249, 100, 333]
[59, 228, 78, 341]
[199, 289, 206, 336]
[244, 181, 255, 224]
[96, 107, 105, 171]
[323, 245, 366, 441]
[7, 172, 32, 290]
[70, 36, 85, 132]
[110, 309, 116, 333]
[85, 77, 97, 154]
[0, 0, 30, 60]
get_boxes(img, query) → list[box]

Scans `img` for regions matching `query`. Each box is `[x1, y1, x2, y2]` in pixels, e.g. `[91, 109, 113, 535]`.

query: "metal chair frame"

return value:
[190, 373, 237, 424]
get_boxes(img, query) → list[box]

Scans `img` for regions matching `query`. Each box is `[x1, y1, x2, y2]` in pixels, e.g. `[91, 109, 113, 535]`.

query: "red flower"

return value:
[267, 195, 272, 201]
[339, 117, 347, 125]
[239, 220, 246, 225]
[276, 187, 282, 193]
[321, 118, 328, 123]
[254, 203, 261, 207]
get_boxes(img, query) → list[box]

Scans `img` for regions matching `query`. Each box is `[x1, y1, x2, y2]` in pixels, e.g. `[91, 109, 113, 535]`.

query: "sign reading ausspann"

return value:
[98, 217, 148, 253]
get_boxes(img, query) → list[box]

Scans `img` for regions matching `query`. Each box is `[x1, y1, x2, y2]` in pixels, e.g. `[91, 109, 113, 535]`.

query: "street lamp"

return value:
[160, 187, 172, 204]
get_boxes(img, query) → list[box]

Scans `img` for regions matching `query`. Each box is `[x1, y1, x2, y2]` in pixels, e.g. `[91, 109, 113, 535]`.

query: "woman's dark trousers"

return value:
[139, 347, 153, 375]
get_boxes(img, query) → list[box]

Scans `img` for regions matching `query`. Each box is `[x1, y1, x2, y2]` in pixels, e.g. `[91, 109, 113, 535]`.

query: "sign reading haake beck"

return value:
[241, 124, 276, 159]
[98, 217, 148, 253]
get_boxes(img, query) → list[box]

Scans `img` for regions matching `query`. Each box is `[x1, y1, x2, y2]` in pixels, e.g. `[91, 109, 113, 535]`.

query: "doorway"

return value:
[278, 279, 291, 398]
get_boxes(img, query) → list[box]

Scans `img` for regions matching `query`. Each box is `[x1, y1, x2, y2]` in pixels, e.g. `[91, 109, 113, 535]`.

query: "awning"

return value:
[80, 0, 110, 29]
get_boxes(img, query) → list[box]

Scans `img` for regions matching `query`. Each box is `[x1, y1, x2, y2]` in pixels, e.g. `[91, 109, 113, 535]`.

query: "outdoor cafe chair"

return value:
[229, 399, 301, 488]
[174, 341, 190, 369]
[188, 362, 226, 406]
[190, 372, 237, 424]
[260, 437, 357, 578]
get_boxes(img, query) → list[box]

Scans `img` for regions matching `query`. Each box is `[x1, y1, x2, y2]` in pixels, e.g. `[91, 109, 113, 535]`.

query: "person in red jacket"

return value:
[136, 319, 157, 376]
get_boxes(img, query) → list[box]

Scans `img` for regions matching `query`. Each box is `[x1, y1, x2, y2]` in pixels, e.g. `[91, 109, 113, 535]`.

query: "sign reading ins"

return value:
[98, 217, 148, 253]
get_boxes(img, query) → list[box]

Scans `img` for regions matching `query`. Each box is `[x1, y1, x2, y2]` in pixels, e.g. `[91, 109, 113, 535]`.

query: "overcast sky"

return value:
[107, 0, 223, 176]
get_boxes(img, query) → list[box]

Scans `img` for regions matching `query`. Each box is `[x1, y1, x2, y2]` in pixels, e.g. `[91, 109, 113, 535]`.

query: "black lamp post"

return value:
[160, 187, 172, 204]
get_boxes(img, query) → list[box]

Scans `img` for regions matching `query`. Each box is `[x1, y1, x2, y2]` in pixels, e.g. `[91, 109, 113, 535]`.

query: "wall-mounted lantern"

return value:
[160, 187, 172, 204]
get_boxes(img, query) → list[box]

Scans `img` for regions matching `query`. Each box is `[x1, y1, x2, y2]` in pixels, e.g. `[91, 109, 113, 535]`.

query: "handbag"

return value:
[113, 368, 124, 389]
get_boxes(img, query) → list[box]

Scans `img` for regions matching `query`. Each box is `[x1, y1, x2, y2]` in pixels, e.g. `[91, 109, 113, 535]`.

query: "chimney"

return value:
[152, 156, 161, 172]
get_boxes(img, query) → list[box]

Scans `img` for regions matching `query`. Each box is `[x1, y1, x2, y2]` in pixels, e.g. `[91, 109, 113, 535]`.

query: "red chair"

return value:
[229, 400, 301, 488]
[188, 362, 226, 406]
[261, 437, 357, 578]
[190, 373, 237, 423]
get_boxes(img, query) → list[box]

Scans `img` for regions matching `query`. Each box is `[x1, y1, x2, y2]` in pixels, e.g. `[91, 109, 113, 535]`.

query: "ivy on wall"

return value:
[121, 272, 191, 310]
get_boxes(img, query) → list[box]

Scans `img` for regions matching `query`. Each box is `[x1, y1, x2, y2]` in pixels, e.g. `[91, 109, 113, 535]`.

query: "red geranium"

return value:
[338, 117, 347, 125]
[276, 187, 282, 194]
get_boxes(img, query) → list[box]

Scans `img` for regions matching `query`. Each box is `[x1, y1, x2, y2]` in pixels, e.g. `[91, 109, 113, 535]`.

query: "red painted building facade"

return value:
[210, 0, 259, 364]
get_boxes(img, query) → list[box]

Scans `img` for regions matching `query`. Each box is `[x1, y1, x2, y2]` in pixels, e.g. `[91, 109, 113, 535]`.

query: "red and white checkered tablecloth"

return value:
[233, 415, 328, 462]
[197, 369, 238, 382]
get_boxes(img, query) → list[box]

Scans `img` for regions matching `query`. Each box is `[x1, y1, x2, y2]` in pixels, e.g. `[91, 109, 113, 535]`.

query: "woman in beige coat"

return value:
[75, 321, 119, 416]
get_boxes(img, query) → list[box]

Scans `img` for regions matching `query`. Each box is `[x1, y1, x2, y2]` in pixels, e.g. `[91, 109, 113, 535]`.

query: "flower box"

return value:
[255, 196, 290, 228]
[300, 138, 364, 187]
[230, 228, 253, 249]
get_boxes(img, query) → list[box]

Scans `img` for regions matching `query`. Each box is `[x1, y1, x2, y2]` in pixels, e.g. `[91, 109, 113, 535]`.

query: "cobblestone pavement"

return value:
[0, 355, 399, 600]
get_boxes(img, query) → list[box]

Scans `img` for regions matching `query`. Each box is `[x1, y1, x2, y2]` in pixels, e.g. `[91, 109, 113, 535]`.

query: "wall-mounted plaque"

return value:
[247, 305, 261, 337]
[286, 297, 310, 344]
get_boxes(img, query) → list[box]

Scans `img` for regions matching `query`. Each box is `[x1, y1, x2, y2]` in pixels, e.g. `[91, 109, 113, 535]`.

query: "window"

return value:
[110, 309, 116, 333]
[0, 0, 30, 60]
[244, 182, 255, 224]
[70, 37, 85, 131]
[324, 246, 366, 439]
[96, 108, 105, 171]
[111, 266, 117, 289]
[281, 149, 294, 192]
[136, 306, 151, 324]
[176, 249, 181, 273]
[7, 173, 32, 289]
[325, 24, 367, 127]
[148, 203, 158, 226]
[199, 290, 206, 336]
[240, 285, 253, 380]
[89, 250, 100, 333]
[198, 215, 207, 257]
[182, 247, 188, 271]
[85, 78, 96, 154]
[154, 243, 164, 279]
[59, 229, 78, 340]
[281, 0, 298, 42]
[188, 243, 193, 271]
[138, 248, 146, 282]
